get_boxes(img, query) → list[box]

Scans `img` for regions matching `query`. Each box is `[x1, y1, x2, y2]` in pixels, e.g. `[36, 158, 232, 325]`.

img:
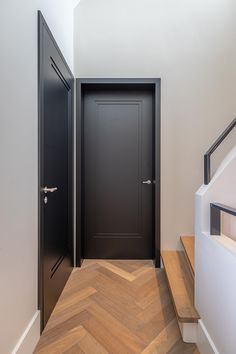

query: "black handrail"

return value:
[204, 117, 236, 185]
[210, 203, 236, 235]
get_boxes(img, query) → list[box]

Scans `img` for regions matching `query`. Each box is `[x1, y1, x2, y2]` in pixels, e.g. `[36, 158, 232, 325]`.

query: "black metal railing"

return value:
[210, 203, 236, 235]
[204, 117, 236, 185]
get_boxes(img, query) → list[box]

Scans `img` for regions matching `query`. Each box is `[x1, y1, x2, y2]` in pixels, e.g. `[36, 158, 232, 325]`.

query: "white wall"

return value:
[195, 147, 236, 354]
[0, 2, 74, 353]
[41, 0, 74, 70]
[74, 0, 236, 250]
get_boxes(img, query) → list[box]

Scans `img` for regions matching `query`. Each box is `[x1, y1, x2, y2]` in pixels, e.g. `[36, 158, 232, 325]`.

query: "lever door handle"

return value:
[42, 186, 58, 194]
[142, 180, 152, 185]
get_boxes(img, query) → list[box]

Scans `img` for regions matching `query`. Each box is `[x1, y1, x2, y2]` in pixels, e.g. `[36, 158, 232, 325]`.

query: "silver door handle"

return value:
[42, 186, 58, 194]
[142, 180, 152, 185]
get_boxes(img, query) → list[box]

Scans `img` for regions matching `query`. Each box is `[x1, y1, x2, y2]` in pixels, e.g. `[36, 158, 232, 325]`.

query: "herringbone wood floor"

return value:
[34, 260, 199, 354]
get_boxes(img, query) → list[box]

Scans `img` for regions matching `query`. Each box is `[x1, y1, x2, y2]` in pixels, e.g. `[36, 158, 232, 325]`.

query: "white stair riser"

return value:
[178, 320, 198, 343]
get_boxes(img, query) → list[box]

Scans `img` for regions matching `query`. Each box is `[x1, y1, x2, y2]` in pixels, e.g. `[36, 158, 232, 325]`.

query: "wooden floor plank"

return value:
[87, 302, 146, 352]
[78, 328, 109, 354]
[34, 260, 199, 354]
[55, 287, 97, 312]
[98, 260, 137, 281]
[63, 344, 85, 354]
[141, 319, 180, 354]
[82, 316, 135, 354]
[45, 298, 91, 332]
[35, 326, 86, 354]
[137, 303, 176, 344]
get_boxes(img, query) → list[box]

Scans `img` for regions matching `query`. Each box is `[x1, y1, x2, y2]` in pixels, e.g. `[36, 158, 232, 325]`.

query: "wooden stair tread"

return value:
[180, 236, 195, 275]
[161, 251, 199, 323]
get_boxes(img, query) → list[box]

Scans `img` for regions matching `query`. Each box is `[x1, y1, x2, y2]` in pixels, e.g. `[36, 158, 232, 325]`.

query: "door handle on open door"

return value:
[142, 180, 152, 185]
[42, 186, 58, 193]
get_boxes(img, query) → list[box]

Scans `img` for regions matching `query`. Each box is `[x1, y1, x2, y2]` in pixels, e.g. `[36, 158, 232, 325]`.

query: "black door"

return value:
[38, 12, 73, 329]
[83, 85, 154, 259]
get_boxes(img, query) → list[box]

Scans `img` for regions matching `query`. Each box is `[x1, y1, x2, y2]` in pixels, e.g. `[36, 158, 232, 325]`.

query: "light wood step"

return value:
[161, 251, 199, 323]
[180, 236, 195, 275]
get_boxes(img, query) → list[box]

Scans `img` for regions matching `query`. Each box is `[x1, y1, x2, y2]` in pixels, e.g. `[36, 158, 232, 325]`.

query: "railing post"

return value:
[210, 203, 221, 235]
[204, 154, 211, 185]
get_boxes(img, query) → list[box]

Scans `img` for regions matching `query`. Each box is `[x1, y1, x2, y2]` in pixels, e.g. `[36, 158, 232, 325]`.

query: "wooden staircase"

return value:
[161, 236, 199, 343]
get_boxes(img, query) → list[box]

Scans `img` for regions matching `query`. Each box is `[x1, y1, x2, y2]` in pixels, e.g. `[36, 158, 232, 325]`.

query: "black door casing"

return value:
[77, 82, 160, 261]
[38, 12, 74, 330]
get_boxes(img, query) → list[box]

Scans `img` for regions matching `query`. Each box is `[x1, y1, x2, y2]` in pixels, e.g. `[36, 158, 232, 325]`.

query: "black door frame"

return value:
[38, 11, 74, 331]
[76, 79, 161, 267]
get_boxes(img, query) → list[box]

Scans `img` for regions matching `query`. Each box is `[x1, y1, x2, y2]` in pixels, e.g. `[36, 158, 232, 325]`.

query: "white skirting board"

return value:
[196, 320, 219, 354]
[12, 311, 40, 354]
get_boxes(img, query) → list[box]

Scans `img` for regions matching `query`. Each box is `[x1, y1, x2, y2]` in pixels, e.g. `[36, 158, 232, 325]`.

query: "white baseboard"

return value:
[178, 320, 198, 343]
[197, 320, 219, 354]
[12, 311, 40, 354]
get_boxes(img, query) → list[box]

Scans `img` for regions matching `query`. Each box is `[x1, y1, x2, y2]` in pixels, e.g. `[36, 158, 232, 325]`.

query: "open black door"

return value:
[38, 12, 74, 330]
